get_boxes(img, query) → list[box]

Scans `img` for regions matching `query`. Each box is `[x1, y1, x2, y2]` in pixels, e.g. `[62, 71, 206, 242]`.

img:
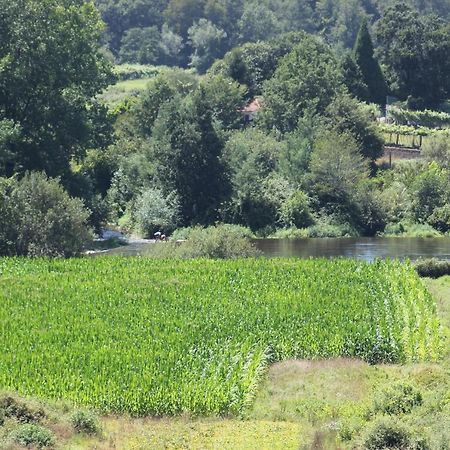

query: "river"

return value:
[104, 236, 450, 261]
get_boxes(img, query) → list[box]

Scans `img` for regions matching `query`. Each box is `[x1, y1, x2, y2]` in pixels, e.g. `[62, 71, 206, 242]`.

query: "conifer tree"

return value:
[353, 18, 387, 105]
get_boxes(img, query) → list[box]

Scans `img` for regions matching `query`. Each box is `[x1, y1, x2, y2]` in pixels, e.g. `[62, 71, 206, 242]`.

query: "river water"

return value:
[255, 237, 450, 261]
[105, 237, 450, 261]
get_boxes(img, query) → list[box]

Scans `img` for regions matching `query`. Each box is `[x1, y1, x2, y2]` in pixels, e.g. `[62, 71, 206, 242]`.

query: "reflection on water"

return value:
[254, 237, 450, 261]
[104, 237, 450, 261]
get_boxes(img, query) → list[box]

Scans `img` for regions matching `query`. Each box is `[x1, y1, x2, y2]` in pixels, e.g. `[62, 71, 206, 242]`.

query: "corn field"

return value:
[0, 258, 441, 416]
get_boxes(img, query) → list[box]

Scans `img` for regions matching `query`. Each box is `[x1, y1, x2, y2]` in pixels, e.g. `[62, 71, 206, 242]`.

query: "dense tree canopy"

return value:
[376, 3, 450, 107]
[0, 0, 114, 178]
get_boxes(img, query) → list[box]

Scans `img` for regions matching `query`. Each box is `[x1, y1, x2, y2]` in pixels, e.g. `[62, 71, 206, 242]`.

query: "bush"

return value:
[10, 424, 55, 448]
[362, 417, 429, 450]
[428, 205, 450, 233]
[0, 393, 46, 423]
[373, 382, 422, 415]
[305, 221, 358, 238]
[383, 222, 442, 238]
[70, 410, 100, 435]
[0, 172, 92, 257]
[147, 224, 260, 259]
[133, 188, 180, 238]
[279, 191, 314, 229]
[414, 259, 450, 278]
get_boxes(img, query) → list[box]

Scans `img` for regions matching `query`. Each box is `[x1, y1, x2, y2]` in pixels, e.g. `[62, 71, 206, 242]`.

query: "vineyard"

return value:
[0, 258, 441, 416]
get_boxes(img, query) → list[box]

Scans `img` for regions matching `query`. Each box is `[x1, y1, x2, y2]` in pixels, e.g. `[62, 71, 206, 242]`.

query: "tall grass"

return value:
[0, 258, 440, 416]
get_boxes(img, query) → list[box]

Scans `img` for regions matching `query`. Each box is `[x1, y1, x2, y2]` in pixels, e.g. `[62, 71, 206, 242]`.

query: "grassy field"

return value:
[98, 78, 152, 106]
[0, 258, 441, 419]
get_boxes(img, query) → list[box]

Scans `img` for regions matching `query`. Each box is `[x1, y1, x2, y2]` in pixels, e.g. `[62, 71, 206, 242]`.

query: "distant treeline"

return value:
[95, 0, 450, 69]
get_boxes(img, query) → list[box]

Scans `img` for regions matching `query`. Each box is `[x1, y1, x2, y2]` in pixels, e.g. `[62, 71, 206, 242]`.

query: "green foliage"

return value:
[414, 259, 450, 278]
[278, 191, 314, 229]
[261, 35, 345, 132]
[119, 27, 161, 64]
[324, 93, 384, 160]
[373, 382, 423, 416]
[237, 1, 280, 43]
[410, 163, 448, 223]
[353, 18, 387, 105]
[200, 75, 247, 130]
[0, 0, 114, 178]
[149, 224, 260, 259]
[151, 87, 230, 224]
[340, 52, 369, 102]
[70, 410, 101, 435]
[428, 205, 450, 233]
[10, 424, 55, 448]
[114, 64, 169, 81]
[211, 32, 309, 96]
[389, 106, 450, 129]
[376, 3, 450, 107]
[308, 129, 368, 214]
[362, 417, 430, 450]
[188, 19, 227, 73]
[133, 188, 180, 237]
[170, 224, 255, 241]
[0, 172, 92, 257]
[0, 258, 440, 415]
[422, 134, 450, 170]
[383, 222, 442, 238]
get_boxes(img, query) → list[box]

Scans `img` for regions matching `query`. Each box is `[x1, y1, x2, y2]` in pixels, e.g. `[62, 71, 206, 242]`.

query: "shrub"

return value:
[362, 417, 429, 450]
[10, 424, 55, 448]
[0, 393, 45, 423]
[373, 382, 422, 415]
[133, 188, 180, 238]
[148, 224, 260, 259]
[428, 205, 450, 233]
[414, 259, 450, 278]
[279, 191, 314, 229]
[70, 410, 100, 435]
[0, 172, 92, 257]
[305, 221, 358, 238]
[383, 222, 442, 238]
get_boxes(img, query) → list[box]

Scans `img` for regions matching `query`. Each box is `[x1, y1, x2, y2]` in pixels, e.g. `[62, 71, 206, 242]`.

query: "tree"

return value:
[133, 188, 180, 237]
[308, 129, 369, 218]
[411, 163, 448, 223]
[376, 3, 450, 107]
[261, 35, 345, 133]
[151, 87, 230, 224]
[324, 93, 384, 161]
[353, 18, 387, 105]
[200, 75, 247, 130]
[223, 128, 282, 230]
[159, 24, 184, 66]
[119, 26, 161, 64]
[188, 19, 227, 73]
[0, 0, 114, 178]
[0, 172, 91, 256]
[164, 0, 205, 39]
[237, 1, 280, 43]
[340, 52, 370, 101]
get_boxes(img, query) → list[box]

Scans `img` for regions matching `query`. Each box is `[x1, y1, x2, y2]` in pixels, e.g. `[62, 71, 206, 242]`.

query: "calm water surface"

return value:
[106, 237, 450, 261]
[255, 237, 450, 261]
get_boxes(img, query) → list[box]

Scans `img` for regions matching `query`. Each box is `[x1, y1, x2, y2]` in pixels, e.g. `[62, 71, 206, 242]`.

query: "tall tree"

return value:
[0, 0, 114, 178]
[376, 3, 450, 107]
[260, 35, 345, 133]
[151, 87, 230, 224]
[353, 18, 387, 105]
